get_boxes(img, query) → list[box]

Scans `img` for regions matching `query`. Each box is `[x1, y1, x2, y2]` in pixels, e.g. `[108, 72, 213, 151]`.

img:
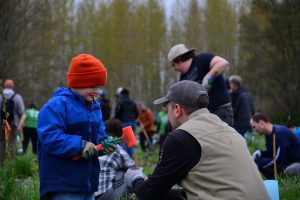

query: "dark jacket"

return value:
[37, 88, 107, 197]
[232, 87, 254, 125]
[100, 98, 111, 121]
[114, 95, 139, 122]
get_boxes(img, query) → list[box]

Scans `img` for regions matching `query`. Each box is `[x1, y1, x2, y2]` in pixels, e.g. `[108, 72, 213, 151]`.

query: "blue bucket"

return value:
[264, 180, 279, 200]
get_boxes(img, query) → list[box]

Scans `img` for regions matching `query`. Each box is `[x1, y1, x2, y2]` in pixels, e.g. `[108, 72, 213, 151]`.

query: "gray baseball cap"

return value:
[154, 80, 208, 107]
[167, 44, 195, 62]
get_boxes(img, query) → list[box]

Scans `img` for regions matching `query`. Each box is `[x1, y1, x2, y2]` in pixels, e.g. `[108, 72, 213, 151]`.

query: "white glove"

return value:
[252, 150, 261, 160]
[202, 75, 215, 92]
[124, 167, 146, 188]
[82, 141, 98, 159]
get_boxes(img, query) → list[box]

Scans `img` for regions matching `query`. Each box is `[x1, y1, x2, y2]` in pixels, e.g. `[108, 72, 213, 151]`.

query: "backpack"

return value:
[1, 93, 16, 123]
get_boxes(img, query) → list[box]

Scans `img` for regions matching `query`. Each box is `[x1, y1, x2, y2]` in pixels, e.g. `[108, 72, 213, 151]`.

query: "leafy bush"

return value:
[269, 114, 300, 126]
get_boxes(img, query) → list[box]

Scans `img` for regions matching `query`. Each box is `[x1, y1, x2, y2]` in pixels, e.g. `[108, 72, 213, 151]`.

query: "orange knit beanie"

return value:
[67, 54, 107, 88]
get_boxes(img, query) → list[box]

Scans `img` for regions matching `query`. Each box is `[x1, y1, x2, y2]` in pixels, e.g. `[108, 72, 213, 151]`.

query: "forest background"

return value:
[1, 0, 300, 123]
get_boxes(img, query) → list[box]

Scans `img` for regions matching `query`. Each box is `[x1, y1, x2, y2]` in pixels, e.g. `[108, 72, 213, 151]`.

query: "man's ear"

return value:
[174, 104, 183, 118]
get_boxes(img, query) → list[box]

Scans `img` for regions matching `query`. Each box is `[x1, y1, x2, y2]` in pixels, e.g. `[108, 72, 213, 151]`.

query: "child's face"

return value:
[74, 87, 101, 102]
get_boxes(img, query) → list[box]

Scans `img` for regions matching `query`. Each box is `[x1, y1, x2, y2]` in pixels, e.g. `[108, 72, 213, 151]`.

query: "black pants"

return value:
[22, 127, 38, 154]
[139, 130, 154, 152]
[255, 157, 285, 179]
[212, 105, 234, 127]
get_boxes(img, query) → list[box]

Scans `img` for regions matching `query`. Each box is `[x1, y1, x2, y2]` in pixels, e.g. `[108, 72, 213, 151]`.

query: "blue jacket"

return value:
[37, 88, 107, 197]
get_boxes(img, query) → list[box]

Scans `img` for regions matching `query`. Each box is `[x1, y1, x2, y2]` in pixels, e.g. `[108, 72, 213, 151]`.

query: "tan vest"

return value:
[178, 109, 270, 200]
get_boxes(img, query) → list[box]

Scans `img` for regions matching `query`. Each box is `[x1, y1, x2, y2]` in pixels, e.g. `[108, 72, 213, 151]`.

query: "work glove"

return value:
[202, 75, 215, 92]
[81, 140, 98, 159]
[252, 150, 261, 160]
[124, 167, 147, 188]
[101, 136, 117, 154]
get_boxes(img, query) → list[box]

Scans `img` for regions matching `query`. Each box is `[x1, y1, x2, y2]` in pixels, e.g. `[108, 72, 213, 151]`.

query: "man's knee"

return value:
[284, 163, 300, 176]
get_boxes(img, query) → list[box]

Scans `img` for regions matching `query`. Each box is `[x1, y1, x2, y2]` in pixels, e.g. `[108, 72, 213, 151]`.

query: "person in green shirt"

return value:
[19, 103, 39, 154]
[156, 105, 169, 149]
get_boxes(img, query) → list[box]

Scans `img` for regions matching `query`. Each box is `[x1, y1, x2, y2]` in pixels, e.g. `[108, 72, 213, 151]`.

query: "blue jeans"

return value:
[52, 192, 94, 200]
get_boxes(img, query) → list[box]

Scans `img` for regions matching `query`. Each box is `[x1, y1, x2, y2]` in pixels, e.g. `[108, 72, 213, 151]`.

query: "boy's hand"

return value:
[82, 141, 98, 159]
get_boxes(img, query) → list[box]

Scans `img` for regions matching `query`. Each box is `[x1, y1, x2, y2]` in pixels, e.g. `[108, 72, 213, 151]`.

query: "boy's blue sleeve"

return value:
[96, 115, 107, 144]
[37, 102, 82, 157]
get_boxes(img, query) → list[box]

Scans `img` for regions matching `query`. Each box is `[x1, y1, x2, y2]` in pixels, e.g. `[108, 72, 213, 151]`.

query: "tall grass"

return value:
[278, 176, 300, 200]
[0, 153, 39, 200]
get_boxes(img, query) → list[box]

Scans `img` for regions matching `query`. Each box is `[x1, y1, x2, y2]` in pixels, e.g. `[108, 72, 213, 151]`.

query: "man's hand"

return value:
[82, 141, 98, 159]
[202, 75, 215, 91]
[101, 136, 117, 154]
[124, 167, 147, 188]
[252, 150, 261, 160]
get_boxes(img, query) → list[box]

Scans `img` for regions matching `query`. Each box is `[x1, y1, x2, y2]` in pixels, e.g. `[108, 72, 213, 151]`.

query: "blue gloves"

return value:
[202, 75, 215, 91]
[124, 167, 147, 188]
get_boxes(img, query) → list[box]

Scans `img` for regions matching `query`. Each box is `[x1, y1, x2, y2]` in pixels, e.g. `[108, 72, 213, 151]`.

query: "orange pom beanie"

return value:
[67, 54, 107, 88]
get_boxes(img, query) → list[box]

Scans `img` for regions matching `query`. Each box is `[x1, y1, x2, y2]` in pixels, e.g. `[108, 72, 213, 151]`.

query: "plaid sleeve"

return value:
[117, 145, 135, 169]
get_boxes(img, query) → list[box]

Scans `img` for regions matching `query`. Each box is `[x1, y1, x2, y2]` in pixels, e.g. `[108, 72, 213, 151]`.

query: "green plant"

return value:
[278, 176, 300, 200]
[0, 152, 39, 200]
[14, 156, 33, 178]
[269, 114, 300, 126]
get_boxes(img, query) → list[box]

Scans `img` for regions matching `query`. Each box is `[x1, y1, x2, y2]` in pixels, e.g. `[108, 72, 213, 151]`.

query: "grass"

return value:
[0, 151, 39, 200]
[0, 132, 299, 199]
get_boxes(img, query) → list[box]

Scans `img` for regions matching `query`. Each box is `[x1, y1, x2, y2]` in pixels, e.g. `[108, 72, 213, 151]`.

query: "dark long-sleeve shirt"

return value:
[132, 129, 201, 200]
[232, 87, 254, 126]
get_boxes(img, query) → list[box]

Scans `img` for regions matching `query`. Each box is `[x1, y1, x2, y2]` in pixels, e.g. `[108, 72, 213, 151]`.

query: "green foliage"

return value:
[14, 156, 33, 178]
[0, 153, 39, 200]
[1, 0, 300, 116]
[269, 114, 300, 126]
[245, 132, 265, 153]
[238, 0, 300, 116]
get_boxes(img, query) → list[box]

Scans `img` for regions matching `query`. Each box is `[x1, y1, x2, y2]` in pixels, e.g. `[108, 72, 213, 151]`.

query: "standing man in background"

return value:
[229, 75, 254, 137]
[0, 79, 25, 160]
[114, 87, 139, 157]
[168, 44, 233, 126]
[137, 102, 155, 152]
[156, 105, 169, 149]
[97, 89, 111, 122]
[19, 103, 39, 155]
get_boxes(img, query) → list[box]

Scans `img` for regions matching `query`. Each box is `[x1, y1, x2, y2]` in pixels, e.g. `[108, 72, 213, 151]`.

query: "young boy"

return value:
[95, 119, 135, 200]
[37, 54, 115, 200]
